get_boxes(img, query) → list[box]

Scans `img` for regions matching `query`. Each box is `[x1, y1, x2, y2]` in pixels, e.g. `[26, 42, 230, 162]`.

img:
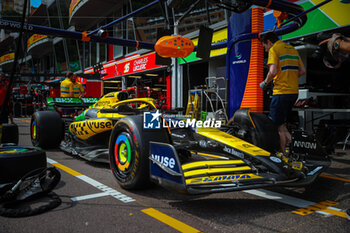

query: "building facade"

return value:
[0, 0, 349, 124]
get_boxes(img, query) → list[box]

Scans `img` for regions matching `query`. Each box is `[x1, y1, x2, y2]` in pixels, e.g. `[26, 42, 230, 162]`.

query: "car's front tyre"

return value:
[109, 116, 169, 190]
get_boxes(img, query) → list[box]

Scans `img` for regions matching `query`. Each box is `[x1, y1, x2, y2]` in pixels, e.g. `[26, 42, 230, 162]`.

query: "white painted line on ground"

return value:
[243, 189, 344, 217]
[76, 175, 104, 187]
[71, 192, 110, 202]
[47, 158, 57, 164]
[47, 157, 135, 203]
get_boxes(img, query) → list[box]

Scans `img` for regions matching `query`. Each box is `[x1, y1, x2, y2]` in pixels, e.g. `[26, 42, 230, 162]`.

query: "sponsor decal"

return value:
[291, 161, 303, 170]
[150, 154, 176, 169]
[86, 121, 112, 130]
[232, 51, 246, 64]
[124, 62, 130, 73]
[27, 34, 47, 48]
[94, 101, 110, 107]
[54, 98, 75, 103]
[133, 57, 148, 72]
[223, 146, 244, 158]
[171, 133, 186, 138]
[69, 120, 113, 139]
[0, 53, 14, 64]
[270, 156, 282, 163]
[69, 0, 82, 16]
[232, 59, 247, 64]
[293, 141, 317, 149]
[189, 174, 253, 184]
[0, 20, 33, 31]
[81, 98, 99, 103]
[117, 53, 161, 76]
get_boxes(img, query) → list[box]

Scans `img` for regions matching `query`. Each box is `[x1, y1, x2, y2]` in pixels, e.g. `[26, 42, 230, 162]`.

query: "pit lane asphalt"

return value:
[1, 118, 349, 233]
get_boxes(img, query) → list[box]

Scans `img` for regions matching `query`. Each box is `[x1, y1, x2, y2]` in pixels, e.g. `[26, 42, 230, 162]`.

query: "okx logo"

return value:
[143, 110, 162, 129]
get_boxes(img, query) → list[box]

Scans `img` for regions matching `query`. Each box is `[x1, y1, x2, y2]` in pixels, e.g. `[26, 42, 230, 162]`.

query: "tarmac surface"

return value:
[0, 118, 349, 233]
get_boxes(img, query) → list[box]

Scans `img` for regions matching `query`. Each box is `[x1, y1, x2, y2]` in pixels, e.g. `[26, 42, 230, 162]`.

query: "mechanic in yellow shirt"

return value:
[60, 72, 74, 97]
[60, 72, 85, 97]
[72, 79, 85, 98]
[260, 32, 306, 155]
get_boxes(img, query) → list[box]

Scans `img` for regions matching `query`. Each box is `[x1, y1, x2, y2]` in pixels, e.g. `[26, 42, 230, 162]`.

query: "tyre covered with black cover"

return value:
[31, 111, 64, 149]
[228, 108, 280, 153]
[0, 146, 46, 184]
[1, 123, 19, 145]
[109, 115, 170, 190]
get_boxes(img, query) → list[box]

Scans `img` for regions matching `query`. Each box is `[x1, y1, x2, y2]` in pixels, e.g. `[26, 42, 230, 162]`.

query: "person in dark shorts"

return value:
[259, 32, 306, 155]
[0, 74, 13, 124]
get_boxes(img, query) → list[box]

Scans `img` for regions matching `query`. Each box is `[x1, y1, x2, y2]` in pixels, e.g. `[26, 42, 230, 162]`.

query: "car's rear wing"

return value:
[45, 97, 99, 108]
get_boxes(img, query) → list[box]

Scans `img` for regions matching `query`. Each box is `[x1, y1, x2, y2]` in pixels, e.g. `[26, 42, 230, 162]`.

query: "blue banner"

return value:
[227, 9, 252, 118]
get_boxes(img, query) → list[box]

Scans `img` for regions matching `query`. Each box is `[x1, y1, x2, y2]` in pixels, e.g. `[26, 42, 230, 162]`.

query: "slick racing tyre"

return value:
[0, 146, 46, 184]
[31, 111, 64, 149]
[1, 123, 19, 145]
[109, 116, 170, 190]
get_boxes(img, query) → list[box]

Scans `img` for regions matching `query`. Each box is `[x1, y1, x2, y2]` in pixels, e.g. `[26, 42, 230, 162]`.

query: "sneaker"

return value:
[346, 209, 350, 220]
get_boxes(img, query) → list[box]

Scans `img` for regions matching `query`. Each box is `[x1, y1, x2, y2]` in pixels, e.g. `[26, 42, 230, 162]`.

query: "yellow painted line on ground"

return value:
[47, 159, 200, 229]
[141, 208, 202, 233]
[319, 174, 350, 183]
[292, 200, 338, 215]
[321, 208, 347, 218]
[16, 118, 30, 123]
[322, 208, 347, 219]
[292, 200, 347, 219]
[50, 162, 83, 177]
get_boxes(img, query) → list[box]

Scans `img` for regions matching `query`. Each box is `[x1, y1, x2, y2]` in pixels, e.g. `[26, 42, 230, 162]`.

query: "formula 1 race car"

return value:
[30, 92, 331, 194]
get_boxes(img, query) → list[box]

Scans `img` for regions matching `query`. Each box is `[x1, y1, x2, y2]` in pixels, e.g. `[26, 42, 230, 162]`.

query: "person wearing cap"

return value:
[259, 32, 306, 155]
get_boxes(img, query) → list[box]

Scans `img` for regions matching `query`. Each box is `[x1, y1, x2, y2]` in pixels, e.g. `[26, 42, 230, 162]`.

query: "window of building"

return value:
[66, 39, 81, 72]
[58, 0, 71, 29]
[99, 43, 106, 63]
[54, 41, 67, 72]
[113, 7, 124, 59]
[90, 42, 97, 67]
[48, 2, 60, 28]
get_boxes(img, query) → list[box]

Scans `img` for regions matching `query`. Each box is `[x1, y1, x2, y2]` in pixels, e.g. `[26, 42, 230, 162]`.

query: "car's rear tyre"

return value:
[109, 116, 170, 190]
[31, 111, 64, 149]
[0, 146, 47, 184]
[1, 123, 19, 145]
